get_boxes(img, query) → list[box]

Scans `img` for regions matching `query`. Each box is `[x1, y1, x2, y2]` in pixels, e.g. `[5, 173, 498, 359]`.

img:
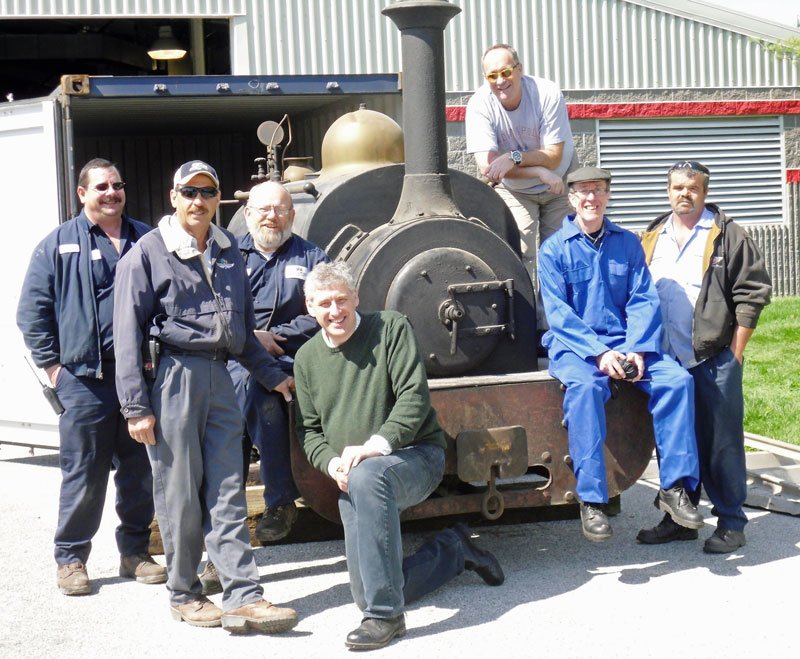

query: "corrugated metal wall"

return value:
[4, 1, 797, 89]
[232, 0, 800, 90]
[750, 184, 799, 297]
[0, 0, 244, 16]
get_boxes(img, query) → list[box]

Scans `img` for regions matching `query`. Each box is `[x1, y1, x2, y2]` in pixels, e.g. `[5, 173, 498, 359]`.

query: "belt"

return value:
[162, 346, 229, 362]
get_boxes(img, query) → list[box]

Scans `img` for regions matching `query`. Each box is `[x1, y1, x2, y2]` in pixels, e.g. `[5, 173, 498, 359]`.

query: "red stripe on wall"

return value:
[446, 106, 467, 121]
[788, 170, 800, 183]
[445, 100, 800, 121]
[567, 100, 800, 119]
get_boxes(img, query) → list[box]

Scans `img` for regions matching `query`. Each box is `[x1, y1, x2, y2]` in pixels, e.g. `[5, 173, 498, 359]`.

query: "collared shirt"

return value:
[648, 209, 715, 367]
[86, 218, 133, 359]
[165, 214, 216, 269]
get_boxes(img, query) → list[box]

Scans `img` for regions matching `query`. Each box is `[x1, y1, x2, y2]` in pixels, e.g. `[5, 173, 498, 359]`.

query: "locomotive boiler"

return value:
[239, 0, 656, 523]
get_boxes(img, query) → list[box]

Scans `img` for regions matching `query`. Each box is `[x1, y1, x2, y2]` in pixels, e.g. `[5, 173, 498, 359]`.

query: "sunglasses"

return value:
[485, 64, 518, 82]
[669, 160, 710, 175]
[92, 181, 126, 192]
[177, 186, 219, 200]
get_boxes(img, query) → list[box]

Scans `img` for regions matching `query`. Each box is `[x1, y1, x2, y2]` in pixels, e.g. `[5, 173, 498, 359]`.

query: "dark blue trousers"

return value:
[688, 348, 748, 532]
[229, 359, 299, 507]
[53, 363, 154, 565]
[244, 384, 300, 507]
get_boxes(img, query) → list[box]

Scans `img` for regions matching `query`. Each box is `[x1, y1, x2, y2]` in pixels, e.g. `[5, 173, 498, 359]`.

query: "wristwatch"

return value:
[510, 150, 523, 165]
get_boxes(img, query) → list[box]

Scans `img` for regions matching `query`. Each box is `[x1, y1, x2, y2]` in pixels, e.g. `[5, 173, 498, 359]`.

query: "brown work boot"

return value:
[170, 596, 222, 628]
[57, 562, 91, 596]
[221, 599, 298, 634]
[119, 553, 168, 584]
[200, 560, 222, 595]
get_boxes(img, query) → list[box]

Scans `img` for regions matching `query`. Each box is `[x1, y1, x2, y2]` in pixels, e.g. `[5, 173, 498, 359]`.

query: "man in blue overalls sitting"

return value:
[538, 166, 703, 542]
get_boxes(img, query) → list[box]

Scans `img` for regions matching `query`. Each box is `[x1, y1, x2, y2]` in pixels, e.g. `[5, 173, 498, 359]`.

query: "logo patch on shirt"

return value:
[285, 265, 307, 280]
[58, 244, 80, 254]
[711, 256, 724, 266]
[216, 258, 234, 269]
[91, 249, 102, 260]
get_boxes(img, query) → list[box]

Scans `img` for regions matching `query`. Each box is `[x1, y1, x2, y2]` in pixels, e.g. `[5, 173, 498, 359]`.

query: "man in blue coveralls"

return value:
[538, 166, 703, 542]
[17, 158, 166, 595]
[114, 161, 298, 633]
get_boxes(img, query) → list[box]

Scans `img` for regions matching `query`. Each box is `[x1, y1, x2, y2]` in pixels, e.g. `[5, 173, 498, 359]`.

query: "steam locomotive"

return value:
[231, 0, 655, 524]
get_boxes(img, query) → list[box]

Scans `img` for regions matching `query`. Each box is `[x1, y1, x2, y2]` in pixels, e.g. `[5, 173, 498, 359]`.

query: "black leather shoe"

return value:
[345, 615, 406, 650]
[451, 523, 504, 586]
[580, 502, 612, 542]
[255, 502, 298, 542]
[703, 527, 746, 554]
[637, 513, 699, 544]
[658, 487, 704, 529]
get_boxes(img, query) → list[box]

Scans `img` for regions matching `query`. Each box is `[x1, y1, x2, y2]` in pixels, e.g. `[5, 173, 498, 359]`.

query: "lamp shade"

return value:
[147, 26, 186, 60]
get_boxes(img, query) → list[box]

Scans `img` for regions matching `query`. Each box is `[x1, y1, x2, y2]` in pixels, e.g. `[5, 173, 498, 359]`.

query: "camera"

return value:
[616, 356, 638, 380]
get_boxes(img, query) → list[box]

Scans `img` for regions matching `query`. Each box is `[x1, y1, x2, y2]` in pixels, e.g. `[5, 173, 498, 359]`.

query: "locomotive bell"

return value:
[319, 104, 404, 178]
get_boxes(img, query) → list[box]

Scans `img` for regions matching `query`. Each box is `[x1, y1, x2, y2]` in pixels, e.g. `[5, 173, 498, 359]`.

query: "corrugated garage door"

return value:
[598, 116, 784, 228]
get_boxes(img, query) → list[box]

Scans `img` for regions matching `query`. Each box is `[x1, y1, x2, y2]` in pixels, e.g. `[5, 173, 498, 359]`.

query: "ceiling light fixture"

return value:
[147, 26, 187, 60]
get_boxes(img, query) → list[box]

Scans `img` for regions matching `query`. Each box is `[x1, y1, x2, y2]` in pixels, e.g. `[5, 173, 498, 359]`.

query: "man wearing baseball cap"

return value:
[113, 160, 298, 633]
[537, 166, 702, 543]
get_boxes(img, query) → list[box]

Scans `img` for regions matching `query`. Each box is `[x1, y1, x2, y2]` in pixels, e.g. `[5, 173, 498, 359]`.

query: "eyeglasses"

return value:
[92, 182, 126, 192]
[247, 204, 291, 217]
[177, 186, 219, 200]
[485, 63, 518, 82]
[569, 186, 609, 198]
[669, 160, 710, 175]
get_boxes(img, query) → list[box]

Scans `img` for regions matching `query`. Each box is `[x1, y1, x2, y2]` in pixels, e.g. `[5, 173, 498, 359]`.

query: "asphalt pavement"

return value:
[1, 441, 799, 659]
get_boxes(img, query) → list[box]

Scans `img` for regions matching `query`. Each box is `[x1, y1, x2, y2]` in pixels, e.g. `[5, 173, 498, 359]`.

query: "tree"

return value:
[753, 36, 800, 61]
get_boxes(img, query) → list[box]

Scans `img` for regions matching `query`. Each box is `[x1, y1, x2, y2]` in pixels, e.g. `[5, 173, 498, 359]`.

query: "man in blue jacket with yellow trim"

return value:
[17, 158, 165, 596]
[538, 166, 703, 542]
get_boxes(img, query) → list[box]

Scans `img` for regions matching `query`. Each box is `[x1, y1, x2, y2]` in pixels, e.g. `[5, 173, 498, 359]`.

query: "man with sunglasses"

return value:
[538, 167, 703, 543]
[465, 44, 575, 289]
[638, 161, 771, 553]
[17, 158, 165, 596]
[114, 161, 298, 633]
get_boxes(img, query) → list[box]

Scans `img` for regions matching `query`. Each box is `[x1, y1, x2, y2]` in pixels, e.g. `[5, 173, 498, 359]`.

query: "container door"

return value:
[0, 98, 63, 447]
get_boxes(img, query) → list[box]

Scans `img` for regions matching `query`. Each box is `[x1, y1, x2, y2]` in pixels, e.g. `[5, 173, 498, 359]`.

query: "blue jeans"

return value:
[338, 443, 454, 619]
[54, 363, 154, 564]
[551, 350, 699, 503]
[688, 347, 747, 531]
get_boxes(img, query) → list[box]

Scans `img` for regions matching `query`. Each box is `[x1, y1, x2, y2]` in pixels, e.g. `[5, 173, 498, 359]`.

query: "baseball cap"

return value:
[173, 160, 219, 188]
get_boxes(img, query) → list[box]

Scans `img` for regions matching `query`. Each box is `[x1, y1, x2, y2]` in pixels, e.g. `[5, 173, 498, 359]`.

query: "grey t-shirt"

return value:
[466, 74, 574, 195]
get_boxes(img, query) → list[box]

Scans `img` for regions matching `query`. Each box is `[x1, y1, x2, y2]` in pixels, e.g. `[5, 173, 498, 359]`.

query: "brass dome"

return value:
[319, 105, 404, 178]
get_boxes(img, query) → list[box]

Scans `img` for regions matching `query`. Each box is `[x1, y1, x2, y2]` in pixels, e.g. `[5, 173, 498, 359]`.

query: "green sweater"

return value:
[294, 310, 446, 475]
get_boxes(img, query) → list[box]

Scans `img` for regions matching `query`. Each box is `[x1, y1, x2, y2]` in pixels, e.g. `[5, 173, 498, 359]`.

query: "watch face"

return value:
[511, 150, 522, 165]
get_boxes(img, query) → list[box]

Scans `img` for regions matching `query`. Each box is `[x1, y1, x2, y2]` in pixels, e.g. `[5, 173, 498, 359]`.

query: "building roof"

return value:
[629, 0, 800, 40]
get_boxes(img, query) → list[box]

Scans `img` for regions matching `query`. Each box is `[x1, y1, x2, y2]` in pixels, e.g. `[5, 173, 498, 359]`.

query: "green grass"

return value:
[743, 296, 800, 445]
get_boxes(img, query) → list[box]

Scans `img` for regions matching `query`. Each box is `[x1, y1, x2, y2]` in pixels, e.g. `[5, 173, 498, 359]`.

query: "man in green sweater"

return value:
[294, 261, 504, 651]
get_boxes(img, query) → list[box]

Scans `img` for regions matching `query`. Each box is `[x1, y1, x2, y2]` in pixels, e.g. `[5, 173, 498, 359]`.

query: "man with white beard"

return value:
[227, 182, 328, 538]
